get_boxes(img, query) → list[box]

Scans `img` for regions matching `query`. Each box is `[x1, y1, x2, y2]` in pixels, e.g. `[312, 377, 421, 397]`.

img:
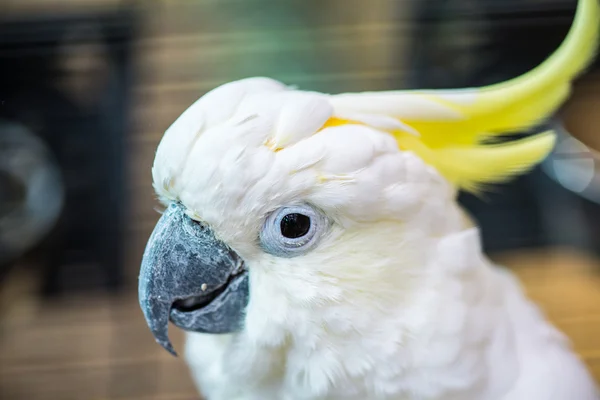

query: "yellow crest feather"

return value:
[330, 0, 599, 192]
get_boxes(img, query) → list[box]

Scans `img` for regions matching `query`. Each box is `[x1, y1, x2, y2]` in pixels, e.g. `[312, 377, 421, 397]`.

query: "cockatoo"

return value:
[138, 0, 600, 398]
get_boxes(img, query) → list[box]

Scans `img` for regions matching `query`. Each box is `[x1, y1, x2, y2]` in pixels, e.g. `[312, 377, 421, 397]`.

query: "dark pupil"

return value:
[280, 213, 311, 239]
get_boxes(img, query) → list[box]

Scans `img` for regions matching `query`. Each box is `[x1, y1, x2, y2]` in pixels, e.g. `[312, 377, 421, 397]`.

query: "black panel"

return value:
[0, 9, 138, 294]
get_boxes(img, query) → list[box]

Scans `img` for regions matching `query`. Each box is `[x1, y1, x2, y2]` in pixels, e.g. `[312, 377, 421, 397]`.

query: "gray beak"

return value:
[138, 203, 249, 356]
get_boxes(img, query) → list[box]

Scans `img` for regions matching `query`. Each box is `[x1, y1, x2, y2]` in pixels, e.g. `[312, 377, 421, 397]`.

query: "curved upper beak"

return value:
[138, 203, 249, 356]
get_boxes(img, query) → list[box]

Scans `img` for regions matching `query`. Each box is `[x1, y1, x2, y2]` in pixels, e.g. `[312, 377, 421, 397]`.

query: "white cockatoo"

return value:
[138, 0, 600, 398]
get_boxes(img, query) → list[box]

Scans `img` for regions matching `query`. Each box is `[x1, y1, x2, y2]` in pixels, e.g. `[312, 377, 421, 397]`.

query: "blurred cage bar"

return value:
[0, 0, 599, 399]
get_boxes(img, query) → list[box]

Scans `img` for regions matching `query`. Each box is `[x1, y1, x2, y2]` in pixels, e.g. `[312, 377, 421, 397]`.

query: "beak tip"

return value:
[138, 300, 178, 357]
[156, 337, 178, 357]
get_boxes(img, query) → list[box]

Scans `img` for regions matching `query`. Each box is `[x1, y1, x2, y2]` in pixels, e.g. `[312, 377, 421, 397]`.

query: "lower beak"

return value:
[138, 203, 249, 356]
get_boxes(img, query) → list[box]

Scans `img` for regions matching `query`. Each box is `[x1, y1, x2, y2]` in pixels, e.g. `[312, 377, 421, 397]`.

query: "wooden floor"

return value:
[0, 247, 599, 399]
[0, 273, 198, 400]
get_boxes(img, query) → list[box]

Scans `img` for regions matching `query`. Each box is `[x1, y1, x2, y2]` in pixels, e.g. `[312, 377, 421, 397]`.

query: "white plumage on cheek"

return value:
[240, 217, 444, 399]
[242, 137, 456, 345]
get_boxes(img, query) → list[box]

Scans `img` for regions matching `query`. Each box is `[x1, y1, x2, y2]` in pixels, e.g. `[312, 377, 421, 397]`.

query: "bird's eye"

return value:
[260, 204, 328, 258]
[280, 213, 311, 238]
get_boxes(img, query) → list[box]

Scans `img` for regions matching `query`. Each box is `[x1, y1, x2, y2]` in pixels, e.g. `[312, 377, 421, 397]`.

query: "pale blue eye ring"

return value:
[259, 204, 328, 258]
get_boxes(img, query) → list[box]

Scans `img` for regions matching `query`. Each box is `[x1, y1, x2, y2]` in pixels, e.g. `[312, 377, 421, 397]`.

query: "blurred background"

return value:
[0, 0, 599, 398]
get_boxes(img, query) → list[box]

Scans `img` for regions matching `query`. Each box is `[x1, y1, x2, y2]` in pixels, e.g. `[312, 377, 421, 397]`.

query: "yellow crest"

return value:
[329, 0, 599, 193]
